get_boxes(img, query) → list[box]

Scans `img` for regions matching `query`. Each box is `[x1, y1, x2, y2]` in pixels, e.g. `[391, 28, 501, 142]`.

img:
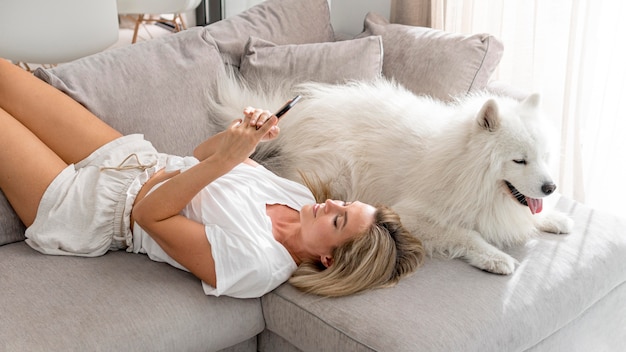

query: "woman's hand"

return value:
[193, 107, 280, 162]
[215, 107, 278, 166]
[244, 107, 281, 141]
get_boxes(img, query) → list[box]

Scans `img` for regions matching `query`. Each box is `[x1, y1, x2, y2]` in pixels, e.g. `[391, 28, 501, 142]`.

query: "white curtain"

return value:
[431, 0, 626, 218]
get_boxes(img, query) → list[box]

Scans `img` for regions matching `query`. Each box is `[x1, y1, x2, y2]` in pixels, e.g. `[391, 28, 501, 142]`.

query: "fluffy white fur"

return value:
[207, 77, 574, 274]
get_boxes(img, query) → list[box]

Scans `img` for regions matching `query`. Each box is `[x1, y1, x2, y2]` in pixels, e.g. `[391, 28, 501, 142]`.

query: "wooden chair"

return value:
[116, 0, 203, 43]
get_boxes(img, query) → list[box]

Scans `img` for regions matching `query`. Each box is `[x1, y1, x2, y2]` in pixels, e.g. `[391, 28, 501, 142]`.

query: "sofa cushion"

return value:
[0, 242, 264, 351]
[357, 12, 504, 101]
[261, 195, 626, 351]
[34, 28, 223, 157]
[206, 0, 335, 67]
[239, 36, 383, 86]
[0, 190, 25, 246]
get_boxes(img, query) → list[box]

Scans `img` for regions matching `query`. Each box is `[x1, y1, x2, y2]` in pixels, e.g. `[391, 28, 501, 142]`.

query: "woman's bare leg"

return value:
[0, 107, 66, 226]
[0, 59, 122, 164]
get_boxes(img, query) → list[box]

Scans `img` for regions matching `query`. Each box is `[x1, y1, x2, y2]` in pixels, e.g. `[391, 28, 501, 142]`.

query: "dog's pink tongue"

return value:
[527, 197, 543, 214]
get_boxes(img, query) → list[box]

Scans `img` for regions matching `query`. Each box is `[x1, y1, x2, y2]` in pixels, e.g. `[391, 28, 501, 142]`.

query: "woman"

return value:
[0, 59, 424, 298]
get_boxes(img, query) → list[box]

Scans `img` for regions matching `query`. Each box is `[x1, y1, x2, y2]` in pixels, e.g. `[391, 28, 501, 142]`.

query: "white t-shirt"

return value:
[132, 160, 315, 299]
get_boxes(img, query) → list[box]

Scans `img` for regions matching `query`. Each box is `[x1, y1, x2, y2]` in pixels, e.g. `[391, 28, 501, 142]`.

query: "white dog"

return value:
[207, 78, 574, 274]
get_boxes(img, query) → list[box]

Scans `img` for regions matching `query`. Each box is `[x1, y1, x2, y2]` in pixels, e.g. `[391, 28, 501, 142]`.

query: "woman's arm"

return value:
[133, 111, 278, 286]
[193, 132, 259, 167]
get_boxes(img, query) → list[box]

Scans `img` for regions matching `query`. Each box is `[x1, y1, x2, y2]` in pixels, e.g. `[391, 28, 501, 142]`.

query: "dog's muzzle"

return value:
[504, 181, 554, 215]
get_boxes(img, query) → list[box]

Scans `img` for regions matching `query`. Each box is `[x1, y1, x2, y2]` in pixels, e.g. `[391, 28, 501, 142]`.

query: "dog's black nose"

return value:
[542, 182, 556, 195]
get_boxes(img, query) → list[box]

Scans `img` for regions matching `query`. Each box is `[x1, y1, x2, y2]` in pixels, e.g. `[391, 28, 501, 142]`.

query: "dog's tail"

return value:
[204, 63, 296, 129]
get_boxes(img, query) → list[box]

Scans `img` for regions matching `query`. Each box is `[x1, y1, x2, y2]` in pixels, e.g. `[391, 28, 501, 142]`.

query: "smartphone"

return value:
[255, 95, 301, 130]
[274, 95, 301, 118]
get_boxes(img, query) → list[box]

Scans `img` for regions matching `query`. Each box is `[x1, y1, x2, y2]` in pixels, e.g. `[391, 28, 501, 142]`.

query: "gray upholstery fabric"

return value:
[34, 28, 223, 157]
[526, 282, 626, 352]
[218, 337, 258, 352]
[357, 12, 504, 101]
[0, 242, 264, 352]
[261, 195, 626, 351]
[240, 36, 383, 85]
[258, 330, 302, 352]
[0, 190, 25, 245]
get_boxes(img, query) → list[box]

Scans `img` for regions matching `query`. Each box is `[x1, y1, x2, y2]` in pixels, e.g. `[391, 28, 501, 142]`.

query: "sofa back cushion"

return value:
[206, 0, 335, 67]
[239, 36, 383, 86]
[34, 28, 223, 156]
[357, 12, 504, 101]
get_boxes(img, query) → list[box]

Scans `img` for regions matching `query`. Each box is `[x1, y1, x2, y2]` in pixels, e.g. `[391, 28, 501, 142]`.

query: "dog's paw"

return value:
[537, 211, 574, 234]
[465, 249, 518, 275]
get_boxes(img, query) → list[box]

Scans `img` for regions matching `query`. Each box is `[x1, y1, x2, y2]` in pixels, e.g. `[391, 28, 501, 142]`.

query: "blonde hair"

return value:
[289, 173, 425, 297]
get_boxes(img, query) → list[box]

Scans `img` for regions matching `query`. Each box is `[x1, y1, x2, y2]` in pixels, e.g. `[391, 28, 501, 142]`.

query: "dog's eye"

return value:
[513, 159, 527, 165]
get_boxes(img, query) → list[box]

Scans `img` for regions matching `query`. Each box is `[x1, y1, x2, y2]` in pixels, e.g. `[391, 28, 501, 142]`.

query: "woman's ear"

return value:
[321, 255, 334, 268]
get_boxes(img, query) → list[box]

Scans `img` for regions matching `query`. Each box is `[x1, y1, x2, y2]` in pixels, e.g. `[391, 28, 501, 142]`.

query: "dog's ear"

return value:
[520, 93, 541, 111]
[477, 99, 500, 132]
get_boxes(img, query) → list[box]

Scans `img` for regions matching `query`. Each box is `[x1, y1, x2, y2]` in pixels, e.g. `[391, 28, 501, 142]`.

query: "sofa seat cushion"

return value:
[261, 195, 626, 351]
[0, 242, 264, 351]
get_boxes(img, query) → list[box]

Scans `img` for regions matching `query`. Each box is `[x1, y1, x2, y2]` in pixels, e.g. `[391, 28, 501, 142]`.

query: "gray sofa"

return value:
[2, 0, 625, 351]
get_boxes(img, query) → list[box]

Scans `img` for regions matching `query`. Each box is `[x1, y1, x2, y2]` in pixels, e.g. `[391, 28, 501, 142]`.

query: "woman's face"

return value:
[300, 199, 376, 267]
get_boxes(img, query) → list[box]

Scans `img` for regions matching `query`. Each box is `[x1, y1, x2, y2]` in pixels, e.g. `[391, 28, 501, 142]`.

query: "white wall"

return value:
[223, 0, 265, 18]
[329, 0, 390, 36]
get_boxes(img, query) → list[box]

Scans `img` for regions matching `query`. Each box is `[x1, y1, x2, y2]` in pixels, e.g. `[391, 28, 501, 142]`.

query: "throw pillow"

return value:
[206, 0, 335, 67]
[34, 28, 225, 157]
[239, 36, 383, 85]
[357, 12, 504, 101]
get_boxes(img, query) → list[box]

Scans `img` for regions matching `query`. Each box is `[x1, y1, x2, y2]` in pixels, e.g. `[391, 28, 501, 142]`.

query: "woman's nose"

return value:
[324, 199, 342, 210]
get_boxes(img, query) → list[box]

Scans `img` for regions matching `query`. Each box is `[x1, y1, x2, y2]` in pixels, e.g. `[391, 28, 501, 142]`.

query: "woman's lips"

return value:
[313, 204, 319, 217]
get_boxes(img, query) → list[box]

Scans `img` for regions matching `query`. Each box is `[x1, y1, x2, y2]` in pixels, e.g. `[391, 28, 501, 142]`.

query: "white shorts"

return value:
[25, 134, 167, 257]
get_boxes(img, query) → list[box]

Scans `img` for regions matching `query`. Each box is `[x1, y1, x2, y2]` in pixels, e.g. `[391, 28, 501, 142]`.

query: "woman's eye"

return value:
[513, 159, 527, 165]
[334, 216, 338, 228]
